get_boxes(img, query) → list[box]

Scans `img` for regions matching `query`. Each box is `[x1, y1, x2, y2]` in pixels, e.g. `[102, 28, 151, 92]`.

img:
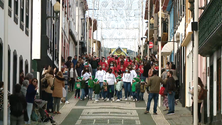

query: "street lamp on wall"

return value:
[54, 1, 60, 13]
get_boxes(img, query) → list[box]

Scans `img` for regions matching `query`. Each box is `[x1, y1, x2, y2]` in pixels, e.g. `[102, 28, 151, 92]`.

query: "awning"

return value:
[181, 32, 192, 47]
[161, 42, 173, 56]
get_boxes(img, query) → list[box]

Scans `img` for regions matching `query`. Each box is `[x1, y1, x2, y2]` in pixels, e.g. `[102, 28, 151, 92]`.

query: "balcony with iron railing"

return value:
[199, 0, 222, 56]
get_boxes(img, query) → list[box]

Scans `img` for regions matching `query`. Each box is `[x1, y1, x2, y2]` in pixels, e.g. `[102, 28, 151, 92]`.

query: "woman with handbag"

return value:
[26, 78, 38, 125]
[52, 71, 65, 114]
[40, 69, 54, 113]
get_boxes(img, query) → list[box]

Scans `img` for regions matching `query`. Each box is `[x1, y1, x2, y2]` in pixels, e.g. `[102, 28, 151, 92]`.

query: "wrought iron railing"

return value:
[199, 0, 222, 48]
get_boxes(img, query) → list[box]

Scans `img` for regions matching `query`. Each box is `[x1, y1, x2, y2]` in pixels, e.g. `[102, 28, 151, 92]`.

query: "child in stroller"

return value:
[33, 99, 56, 125]
[38, 108, 56, 125]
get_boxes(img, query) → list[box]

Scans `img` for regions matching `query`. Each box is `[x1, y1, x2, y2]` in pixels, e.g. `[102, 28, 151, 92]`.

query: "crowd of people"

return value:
[0, 53, 204, 125]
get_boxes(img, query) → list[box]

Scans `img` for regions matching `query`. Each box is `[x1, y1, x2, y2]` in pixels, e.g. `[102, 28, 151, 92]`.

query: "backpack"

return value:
[31, 109, 40, 121]
[198, 87, 207, 100]
[41, 79, 48, 89]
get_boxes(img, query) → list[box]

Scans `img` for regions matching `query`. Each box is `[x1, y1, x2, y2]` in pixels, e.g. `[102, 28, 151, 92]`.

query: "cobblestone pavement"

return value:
[36, 91, 202, 125]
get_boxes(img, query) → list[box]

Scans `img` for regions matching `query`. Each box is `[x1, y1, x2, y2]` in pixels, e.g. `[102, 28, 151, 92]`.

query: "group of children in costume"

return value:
[74, 74, 147, 102]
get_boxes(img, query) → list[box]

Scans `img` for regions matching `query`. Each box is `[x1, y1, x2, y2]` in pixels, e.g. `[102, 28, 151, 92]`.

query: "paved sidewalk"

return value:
[159, 102, 193, 125]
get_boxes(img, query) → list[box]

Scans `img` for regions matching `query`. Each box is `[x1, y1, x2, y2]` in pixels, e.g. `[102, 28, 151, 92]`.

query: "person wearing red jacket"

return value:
[118, 64, 125, 72]
[99, 58, 108, 71]
[139, 63, 144, 76]
[108, 55, 115, 66]
[124, 57, 132, 68]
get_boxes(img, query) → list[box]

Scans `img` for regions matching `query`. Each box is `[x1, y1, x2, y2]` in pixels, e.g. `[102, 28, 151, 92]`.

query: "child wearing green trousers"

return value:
[115, 76, 123, 102]
[80, 77, 86, 100]
[75, 77, 81, 99]
[93, 79, 101, 101]
[132, 78, 140, 101]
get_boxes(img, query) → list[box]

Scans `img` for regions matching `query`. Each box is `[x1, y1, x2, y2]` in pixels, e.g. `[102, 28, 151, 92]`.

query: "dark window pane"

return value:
[25, 0, 29, 28]
[9, 0, 11, 8]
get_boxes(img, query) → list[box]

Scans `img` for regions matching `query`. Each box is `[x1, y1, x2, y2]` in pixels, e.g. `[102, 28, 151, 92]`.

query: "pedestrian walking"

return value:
[104, 68, 116, 101]
[144, 71, 164, 115]
[9, 84, 27, 125]
[95, 65, 106, 99]
[81, 67, 92, 99]
[122, 68, 133, 100]
[131, 78, 140, 102]
[68, 63, 78, 92]
[103, 80, 108, 100]
[74, 77, 81, 99]
[80, 77, 86, 100]
[52, 71, 65, 114]
[115, 76, 123, 102]
[93, 79, 100, 102]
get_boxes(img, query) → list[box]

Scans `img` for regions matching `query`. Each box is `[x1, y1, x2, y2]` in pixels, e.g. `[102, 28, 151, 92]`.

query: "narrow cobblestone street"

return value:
[43, 91, 197, 125]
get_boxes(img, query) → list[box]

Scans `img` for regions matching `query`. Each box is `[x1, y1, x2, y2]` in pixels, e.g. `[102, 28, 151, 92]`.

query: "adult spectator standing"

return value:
[41, 69, 54, 112]
[190, 77, 204, 124]
[0, 82, 10, 125]
[165, 71, 176, 115]
[143, 61, 151, 83]
[19, 70, 25, 85]
[91, 56, 99, 77]
[9, 84, 27, 125]
[139, 62, 144, 79]
[65, 56, 72, 69]
[144, 71, 164, 115]
[162, 65, 170, 80]
[148, 64, 155, 77]
[26, 78, 38, 125]
[21, 80, 29, 97]
[52, 71, 65, 114]
[25, 73, 34, 84]
[72, 55, 78, 68]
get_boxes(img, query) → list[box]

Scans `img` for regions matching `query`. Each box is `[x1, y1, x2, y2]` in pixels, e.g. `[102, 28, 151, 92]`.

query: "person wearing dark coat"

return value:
[26, 78, 38, 125]
[9, 84, 27, 125]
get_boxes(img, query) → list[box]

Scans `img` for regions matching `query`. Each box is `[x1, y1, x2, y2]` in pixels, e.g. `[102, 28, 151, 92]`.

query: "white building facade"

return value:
[0, 0, 32, 93]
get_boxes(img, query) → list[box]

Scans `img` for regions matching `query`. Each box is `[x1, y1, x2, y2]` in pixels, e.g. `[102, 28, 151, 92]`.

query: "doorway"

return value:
[0, 40, 2, 81]
[217, 58, 221, 115]
[8, 46, 11, 91]
[25, 60, 28, 75]
[13, 50, 17, 91]
[19, 56, 23, 84]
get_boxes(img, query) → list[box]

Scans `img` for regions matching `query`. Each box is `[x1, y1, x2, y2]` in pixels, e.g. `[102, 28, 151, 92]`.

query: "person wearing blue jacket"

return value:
[26, 78, 38, 125]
